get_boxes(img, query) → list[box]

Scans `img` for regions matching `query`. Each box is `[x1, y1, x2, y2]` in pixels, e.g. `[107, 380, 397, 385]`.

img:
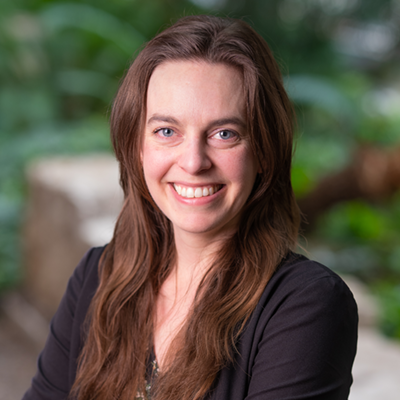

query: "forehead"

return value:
[146, 60, 245, 123]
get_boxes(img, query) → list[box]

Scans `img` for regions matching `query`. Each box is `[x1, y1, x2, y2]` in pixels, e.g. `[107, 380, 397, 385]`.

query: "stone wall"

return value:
[23, 154, 123, 319]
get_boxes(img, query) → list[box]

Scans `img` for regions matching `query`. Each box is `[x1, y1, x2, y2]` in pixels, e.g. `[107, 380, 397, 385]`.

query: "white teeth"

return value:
[174, 184, 182, 195]
[174, 184, 220, 198]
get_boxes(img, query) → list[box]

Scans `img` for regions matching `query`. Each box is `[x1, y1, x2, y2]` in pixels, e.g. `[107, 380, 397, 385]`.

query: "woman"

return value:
[23, 15, 358, 400]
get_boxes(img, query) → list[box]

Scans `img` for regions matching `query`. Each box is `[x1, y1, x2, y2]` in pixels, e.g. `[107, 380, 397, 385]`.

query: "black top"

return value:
[23, 247, 358, 400]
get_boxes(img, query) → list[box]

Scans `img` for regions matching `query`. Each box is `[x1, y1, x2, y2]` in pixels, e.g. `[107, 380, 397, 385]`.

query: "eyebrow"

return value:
[147, 114, 180, 126]
[147, 114, 246, 130]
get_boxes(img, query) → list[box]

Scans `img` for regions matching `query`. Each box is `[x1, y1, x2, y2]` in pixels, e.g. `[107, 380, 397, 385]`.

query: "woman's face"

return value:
[142, 60, 259, 240]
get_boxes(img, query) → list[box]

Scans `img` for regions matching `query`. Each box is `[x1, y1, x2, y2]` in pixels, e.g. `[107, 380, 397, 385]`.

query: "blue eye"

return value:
[156, 128, 174, 137]
[218, 130, 234, 140]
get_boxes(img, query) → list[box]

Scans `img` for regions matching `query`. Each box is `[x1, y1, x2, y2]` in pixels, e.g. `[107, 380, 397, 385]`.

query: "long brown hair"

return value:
[72, 15, 300, 400]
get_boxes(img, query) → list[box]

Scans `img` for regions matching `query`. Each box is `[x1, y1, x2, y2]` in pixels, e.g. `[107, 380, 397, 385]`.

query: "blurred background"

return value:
[1, 0, 400, 398]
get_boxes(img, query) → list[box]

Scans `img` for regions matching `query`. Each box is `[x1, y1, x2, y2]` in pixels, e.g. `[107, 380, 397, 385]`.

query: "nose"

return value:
[177, 136, 212, 174]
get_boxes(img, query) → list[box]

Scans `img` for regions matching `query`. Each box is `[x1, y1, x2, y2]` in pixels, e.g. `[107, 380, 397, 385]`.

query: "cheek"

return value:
[222, 148, 258, 190]
[142, 144, 172, 188]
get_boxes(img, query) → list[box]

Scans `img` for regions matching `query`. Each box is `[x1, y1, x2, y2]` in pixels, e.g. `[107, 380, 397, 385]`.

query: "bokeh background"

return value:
[1, 0, 400, 397]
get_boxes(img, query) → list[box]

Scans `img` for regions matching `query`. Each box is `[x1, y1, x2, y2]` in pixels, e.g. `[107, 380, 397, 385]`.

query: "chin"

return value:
[173, 217, 237, 237]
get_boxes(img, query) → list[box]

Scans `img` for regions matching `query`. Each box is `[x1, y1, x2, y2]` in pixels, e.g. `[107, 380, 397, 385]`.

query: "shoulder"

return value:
[211, 254, 358, 400]
[259, 252, 357, 310]
[60, 245, 107, 387]
[246, 254, 358, 396]
[274, 252, 348, 286]
[72, 245, 106, 286]
[22, 246, 107, 400]
[63, 245, 106, 325]
[74, 245, 106, 291]
[247, 252, 358, 360]
[50, 245, 107, 342]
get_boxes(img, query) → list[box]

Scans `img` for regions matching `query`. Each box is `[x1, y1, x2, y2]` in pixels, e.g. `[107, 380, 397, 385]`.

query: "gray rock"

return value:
[350, 328, 400, 400]
[23, 154, 123, 319]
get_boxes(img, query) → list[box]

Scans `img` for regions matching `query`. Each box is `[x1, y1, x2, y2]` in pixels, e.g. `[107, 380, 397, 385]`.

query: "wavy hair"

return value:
[72, 14, 300, 400]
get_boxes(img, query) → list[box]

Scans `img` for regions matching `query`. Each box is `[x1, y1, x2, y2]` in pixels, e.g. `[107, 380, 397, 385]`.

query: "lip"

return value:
[169, 183, 225, 205]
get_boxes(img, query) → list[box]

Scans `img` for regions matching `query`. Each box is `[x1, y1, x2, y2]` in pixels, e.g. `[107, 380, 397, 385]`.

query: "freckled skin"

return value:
[142, 61, 259, 242]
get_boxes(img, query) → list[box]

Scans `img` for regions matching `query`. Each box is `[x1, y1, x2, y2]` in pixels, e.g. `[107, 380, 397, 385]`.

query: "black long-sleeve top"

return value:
[23, 246, 358, 400]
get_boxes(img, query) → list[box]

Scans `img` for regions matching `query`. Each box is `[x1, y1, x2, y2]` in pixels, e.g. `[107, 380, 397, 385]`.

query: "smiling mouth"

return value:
[173, 184, 223, 198]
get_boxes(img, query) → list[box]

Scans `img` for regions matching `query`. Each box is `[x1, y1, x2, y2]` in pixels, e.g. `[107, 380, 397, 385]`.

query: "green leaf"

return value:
[39, 2, 146, 55]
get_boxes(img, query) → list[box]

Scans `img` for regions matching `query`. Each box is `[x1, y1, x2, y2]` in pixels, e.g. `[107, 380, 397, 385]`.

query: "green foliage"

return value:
[293, 134, 353, 197]
[1, 0, 400, 340]
[374, 283, 400, 340]
[317, 201, 391, 242]
[311, 194, 400, 338]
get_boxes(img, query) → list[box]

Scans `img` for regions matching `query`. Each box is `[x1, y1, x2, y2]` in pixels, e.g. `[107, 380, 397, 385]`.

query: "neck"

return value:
[172, 228, 233, 294]
[158, 227, 233, 308]
[154, 229, 233, 367]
